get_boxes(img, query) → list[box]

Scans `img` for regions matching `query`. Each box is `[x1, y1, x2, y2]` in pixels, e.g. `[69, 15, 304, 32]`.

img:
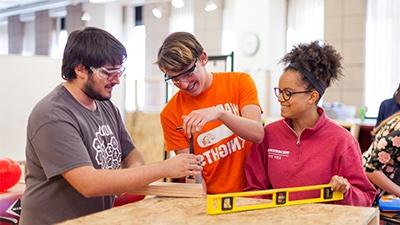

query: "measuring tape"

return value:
[207, 184, 343, 215]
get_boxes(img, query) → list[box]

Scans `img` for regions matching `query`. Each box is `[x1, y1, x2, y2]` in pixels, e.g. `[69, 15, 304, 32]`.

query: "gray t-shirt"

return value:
[20, 84, 134, 225]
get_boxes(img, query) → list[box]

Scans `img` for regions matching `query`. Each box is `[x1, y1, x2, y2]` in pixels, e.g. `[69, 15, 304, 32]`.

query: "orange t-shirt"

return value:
[160, 72, 261, 194]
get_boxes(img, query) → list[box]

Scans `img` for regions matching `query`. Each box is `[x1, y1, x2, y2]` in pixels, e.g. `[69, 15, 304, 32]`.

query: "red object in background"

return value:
[113, 193, 145, 207]
[0, 158, 21, 193]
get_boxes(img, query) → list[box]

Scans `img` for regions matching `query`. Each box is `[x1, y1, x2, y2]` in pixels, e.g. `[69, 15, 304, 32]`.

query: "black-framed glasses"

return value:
[274, 87, 313, 101]
[164, 59, 198, 85]
[90, 66, 126, 80]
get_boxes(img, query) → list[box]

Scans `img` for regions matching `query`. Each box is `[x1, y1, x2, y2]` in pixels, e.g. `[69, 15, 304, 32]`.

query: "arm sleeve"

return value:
[244, 127, 270, 191]
[364, 130, 400, 171]
[30, 121, 93, 179]
[238, 73, 261, 111]
[336, 142, 376, 206]
[160, 112, 189, 151]
[376, 102, 386, 126]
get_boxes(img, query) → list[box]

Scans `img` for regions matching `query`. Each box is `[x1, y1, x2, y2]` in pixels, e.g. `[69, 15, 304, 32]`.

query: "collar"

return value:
[283, 107, 327, 136]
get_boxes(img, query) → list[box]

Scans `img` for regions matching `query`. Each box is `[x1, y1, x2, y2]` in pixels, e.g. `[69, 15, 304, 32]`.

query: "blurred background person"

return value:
[376, 83, 400, 126]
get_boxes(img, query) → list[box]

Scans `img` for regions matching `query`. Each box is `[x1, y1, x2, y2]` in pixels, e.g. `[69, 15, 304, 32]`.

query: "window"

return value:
[365, 0, 400, 117]
[286, 0, 324, 51]
[22, 20, 35, 56]
[125, 24, 146, 112]
[0, 22, 8, 54]
[50, 17, 68, 59]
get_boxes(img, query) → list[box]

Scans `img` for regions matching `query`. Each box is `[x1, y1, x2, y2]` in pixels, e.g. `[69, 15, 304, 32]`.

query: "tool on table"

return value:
[187, 134, 203, 183]
[207, 184, 344, 215]
[176, 127, 202, 184]
[379, 195, 400, 212]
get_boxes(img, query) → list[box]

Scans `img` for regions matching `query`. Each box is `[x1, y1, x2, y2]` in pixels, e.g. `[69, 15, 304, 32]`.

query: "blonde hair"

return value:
[156, 32, 203, 73]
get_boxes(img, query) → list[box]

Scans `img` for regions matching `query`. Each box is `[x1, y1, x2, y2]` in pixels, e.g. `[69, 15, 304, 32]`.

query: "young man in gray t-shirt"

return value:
[20, 27, 202, 225]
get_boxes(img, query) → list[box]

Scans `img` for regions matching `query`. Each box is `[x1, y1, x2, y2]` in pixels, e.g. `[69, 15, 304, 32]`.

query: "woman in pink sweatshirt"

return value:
[245, 41, 376, 206]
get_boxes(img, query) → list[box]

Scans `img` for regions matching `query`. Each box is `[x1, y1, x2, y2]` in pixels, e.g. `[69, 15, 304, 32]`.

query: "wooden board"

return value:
[57, 197, 379, 225]
[128, 182, 203, 198]
[380, 212, 400, 224]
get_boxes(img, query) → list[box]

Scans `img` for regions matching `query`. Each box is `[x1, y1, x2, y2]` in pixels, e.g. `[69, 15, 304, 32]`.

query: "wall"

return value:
[0, 55, 61, 160]
[0, 55, 125, 161]
[324, 0, 366, 112]
[223, 0, 287, 116]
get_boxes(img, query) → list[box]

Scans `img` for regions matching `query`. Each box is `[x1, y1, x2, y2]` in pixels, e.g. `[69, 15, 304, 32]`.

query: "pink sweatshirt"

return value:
[245, 108, 376, 206]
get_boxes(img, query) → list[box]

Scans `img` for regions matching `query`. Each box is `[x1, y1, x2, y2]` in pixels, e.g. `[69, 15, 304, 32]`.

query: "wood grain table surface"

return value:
[57, 196, 379, 225]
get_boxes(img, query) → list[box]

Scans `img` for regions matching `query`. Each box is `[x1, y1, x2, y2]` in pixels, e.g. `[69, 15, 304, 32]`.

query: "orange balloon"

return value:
[0, 158, 22, 192]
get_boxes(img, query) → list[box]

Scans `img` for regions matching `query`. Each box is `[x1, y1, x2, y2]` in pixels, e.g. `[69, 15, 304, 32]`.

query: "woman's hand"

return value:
[330, 175, 351, 193]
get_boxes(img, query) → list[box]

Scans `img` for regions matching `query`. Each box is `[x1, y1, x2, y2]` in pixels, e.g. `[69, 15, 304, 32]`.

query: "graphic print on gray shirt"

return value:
[93, 124, 122, 169]
[20, 84, 134, 225]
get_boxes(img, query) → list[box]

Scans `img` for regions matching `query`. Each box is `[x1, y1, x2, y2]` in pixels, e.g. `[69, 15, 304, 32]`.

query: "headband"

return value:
[288, 63, 326, 97]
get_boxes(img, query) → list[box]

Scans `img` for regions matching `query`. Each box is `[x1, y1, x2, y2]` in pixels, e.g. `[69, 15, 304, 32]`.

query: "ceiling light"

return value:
[204, 0, 217, 12]
[81, 12, 91, 21]
[152, 7, 162, 19]
[171, 0, 184, 8]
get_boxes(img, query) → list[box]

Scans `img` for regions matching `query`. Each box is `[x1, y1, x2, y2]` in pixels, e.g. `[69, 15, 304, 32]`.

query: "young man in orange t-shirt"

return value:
[156, 32, 264, 194]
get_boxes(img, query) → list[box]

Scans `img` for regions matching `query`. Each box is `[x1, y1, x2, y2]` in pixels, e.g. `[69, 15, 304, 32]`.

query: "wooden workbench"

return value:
[57, 197, 379, 225]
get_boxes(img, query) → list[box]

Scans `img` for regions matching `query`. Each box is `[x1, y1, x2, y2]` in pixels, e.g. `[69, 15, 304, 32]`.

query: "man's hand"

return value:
[182, 106, 222, 138]
[162, 153, 202, 178]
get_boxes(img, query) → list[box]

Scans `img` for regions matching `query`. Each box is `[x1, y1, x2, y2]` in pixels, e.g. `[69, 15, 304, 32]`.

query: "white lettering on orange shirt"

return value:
[198, 136, 246, 166]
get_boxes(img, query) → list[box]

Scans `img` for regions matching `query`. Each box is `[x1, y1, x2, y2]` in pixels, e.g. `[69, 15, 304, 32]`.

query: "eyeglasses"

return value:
[274, 87, 313, 101]
[164, 59, 197, 85]
[89, 66, 126, 80]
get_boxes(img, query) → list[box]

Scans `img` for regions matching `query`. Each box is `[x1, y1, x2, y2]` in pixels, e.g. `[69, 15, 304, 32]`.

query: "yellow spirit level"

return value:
[207, 184, 344, 215]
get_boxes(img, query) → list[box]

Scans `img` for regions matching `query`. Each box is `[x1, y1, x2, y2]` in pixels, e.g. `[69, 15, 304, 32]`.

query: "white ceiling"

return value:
[0, 0, 157, 18]
[0, 0, 47, 11]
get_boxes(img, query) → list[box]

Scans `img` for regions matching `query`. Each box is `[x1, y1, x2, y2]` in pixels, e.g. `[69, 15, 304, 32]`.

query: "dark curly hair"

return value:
[280, 41, 343, 97]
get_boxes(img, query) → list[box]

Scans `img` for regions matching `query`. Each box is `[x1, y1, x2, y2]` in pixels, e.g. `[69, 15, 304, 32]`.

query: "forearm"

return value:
[122, 149, 145, 168]
[219, 110, 264, 143]
[367, 171, 400, 196]
[64, 152, 202, 197]
[63, 162, 167, 197]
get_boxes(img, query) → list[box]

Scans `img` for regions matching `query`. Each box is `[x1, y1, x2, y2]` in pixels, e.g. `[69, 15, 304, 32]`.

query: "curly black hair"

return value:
[280, 41, 343, 92]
